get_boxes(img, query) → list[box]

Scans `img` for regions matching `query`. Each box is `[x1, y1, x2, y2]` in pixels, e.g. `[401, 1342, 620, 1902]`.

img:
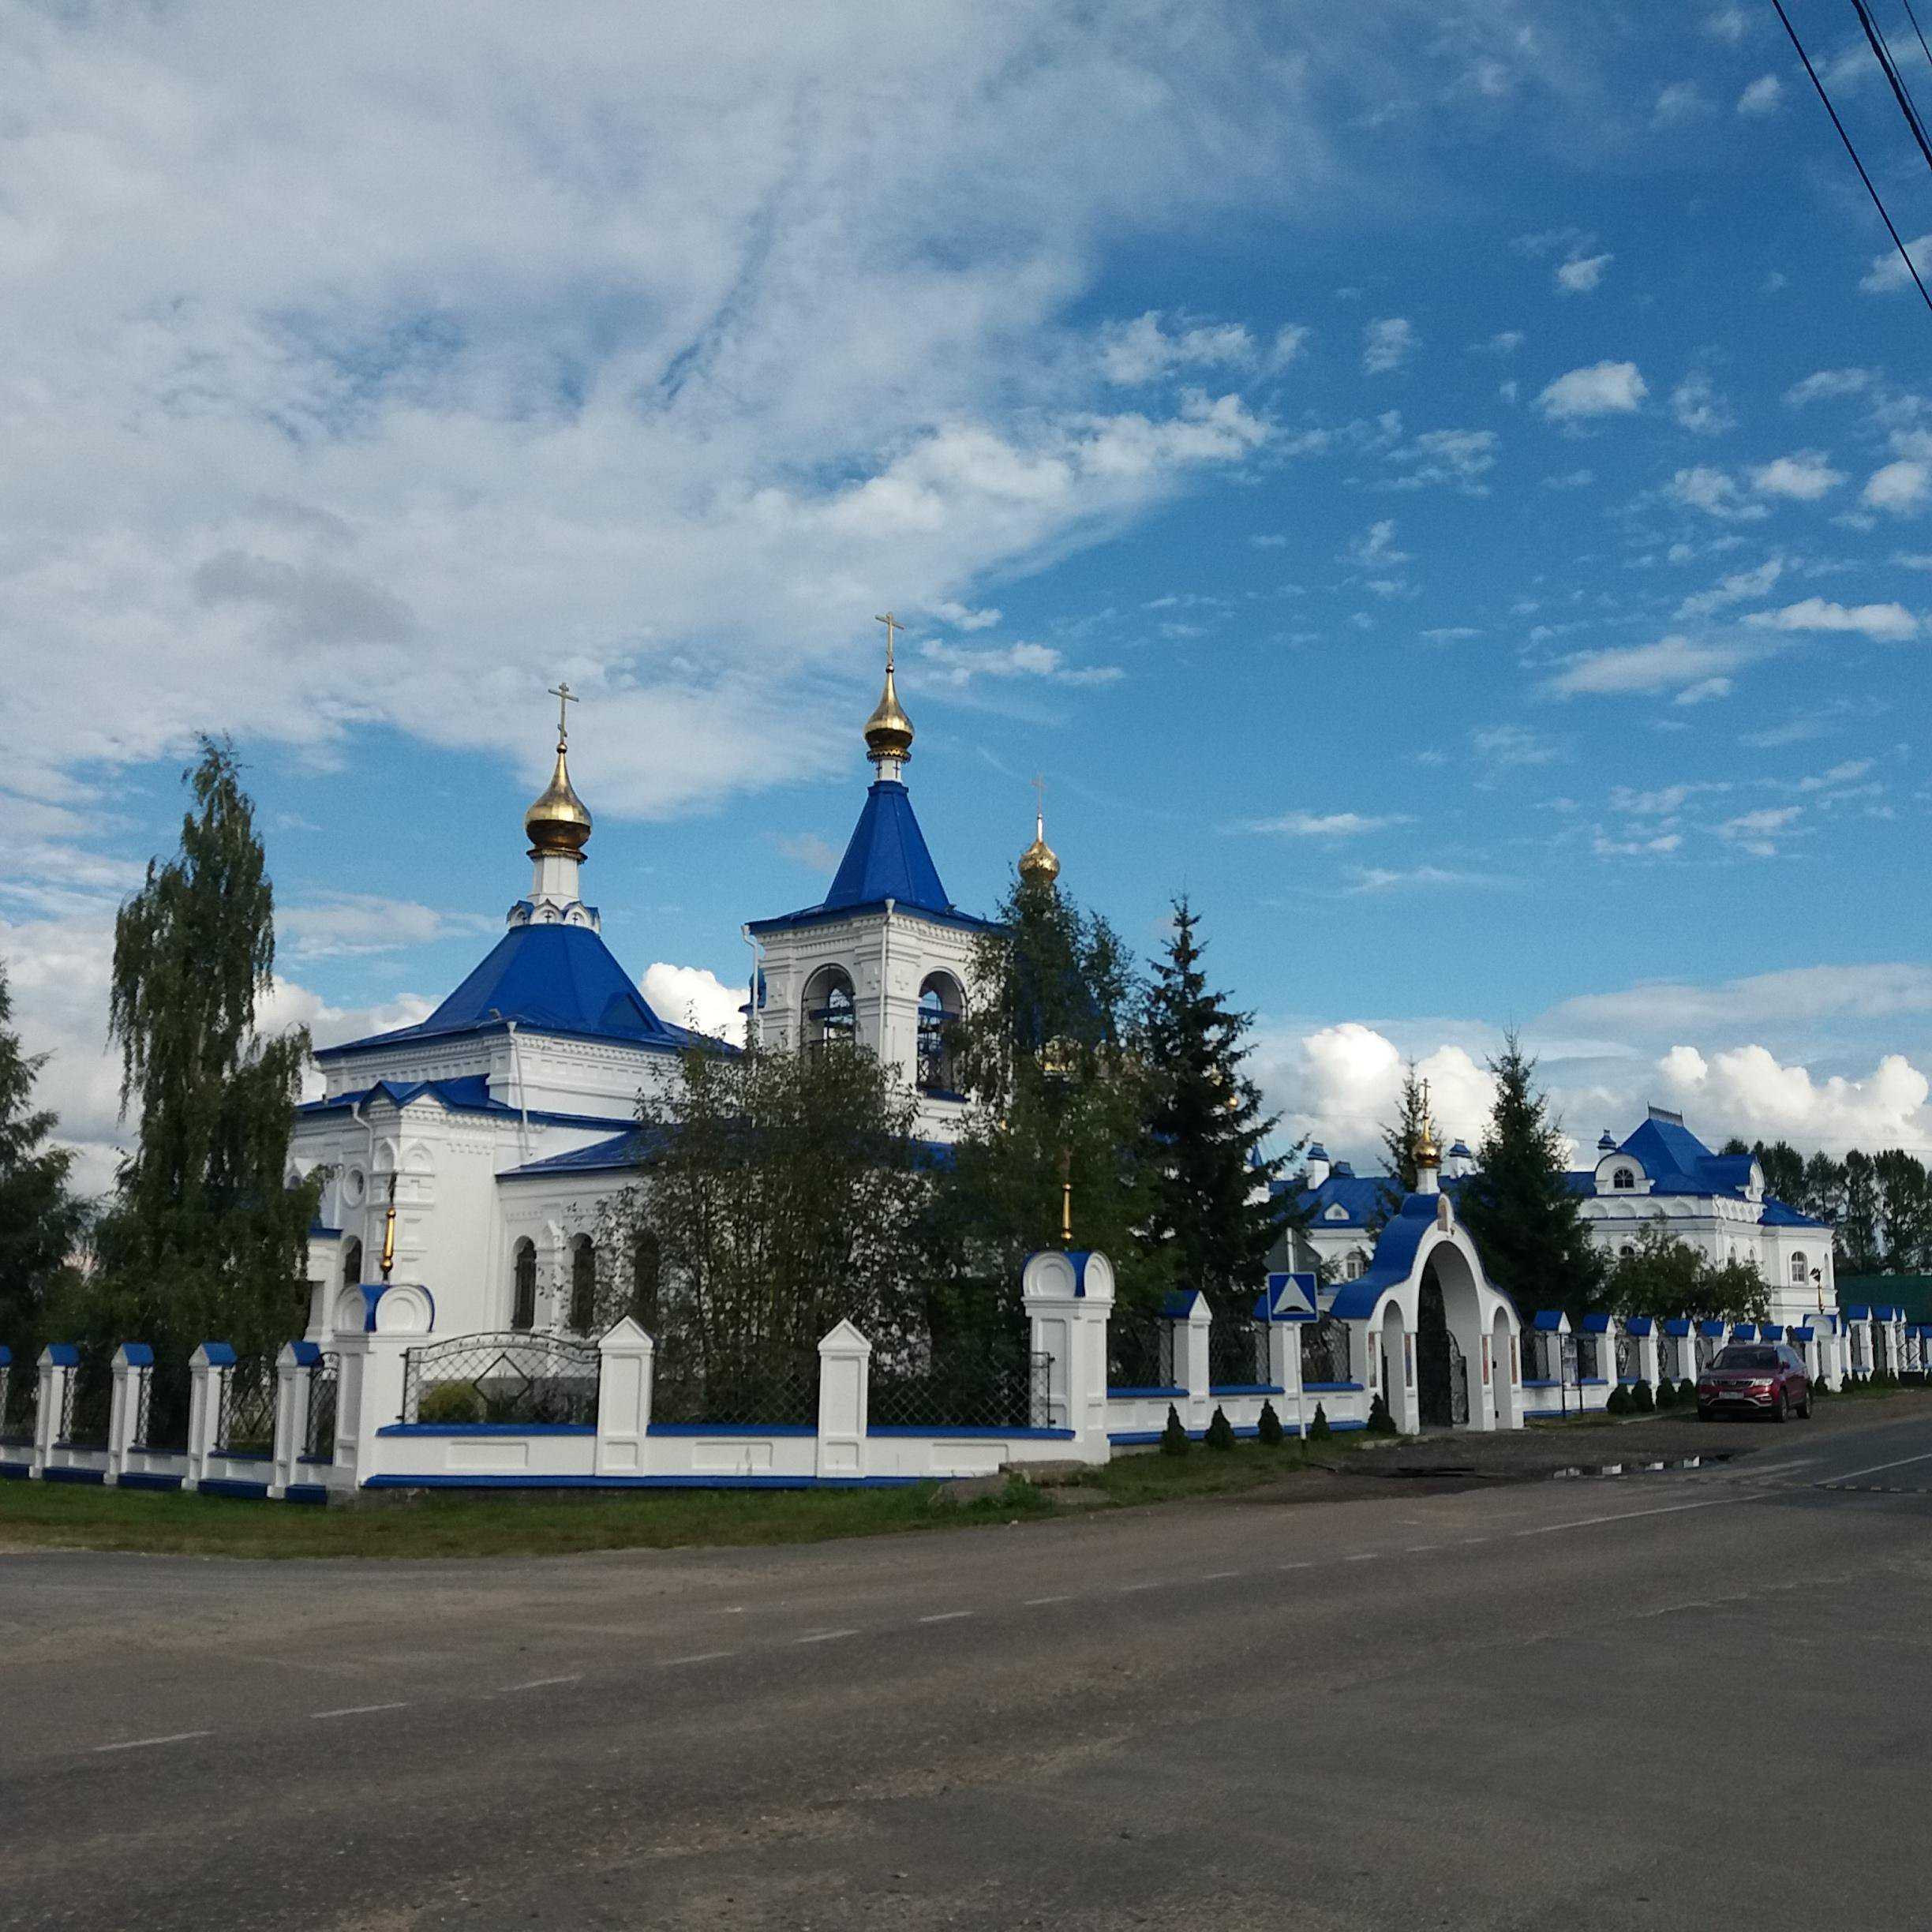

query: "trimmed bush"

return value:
[1159, 1403, 1190, 1457]
[1204, 1406, 1237, 1451]
[1812, 1373, 1833, 1397]
[1653, 1376, 1677, 1408]
[1309, 1402, 1333, 1442]
[1605, 1383, 1633, 1416]
[1630, 1378, 1655, 1414]
[1367, 1391, 1397, 1436]
[418, 1379, 485, 1425]
[1256, 1399, 1284, 1447]
[1678, 1378, 1697, 1403]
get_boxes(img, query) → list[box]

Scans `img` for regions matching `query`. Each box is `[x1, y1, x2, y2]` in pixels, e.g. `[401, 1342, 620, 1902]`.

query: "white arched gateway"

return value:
[1324, 1178, 1524, 1434]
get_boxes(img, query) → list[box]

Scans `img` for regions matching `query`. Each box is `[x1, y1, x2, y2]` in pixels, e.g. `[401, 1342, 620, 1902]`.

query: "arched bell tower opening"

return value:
[917, 972, 964, 1095]
[803, 965, 857, 1054]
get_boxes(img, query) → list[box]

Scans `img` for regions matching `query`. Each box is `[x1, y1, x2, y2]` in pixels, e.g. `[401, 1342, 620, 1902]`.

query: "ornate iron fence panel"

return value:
[0, 1357, 35, 1447]
[1447, 1330, 1470, 1426]
[1301, 1316, 1352, 1387]
[58, 1346, 113, 1447]
[1209, 1319, 1270, 1389]
[400, 1331, 601, 1427]
[870, 1346, 1054, 1430]
[1106, 1313, 1175, 1391]
[215, 1357, 279, 1458]
[649, 1355, 817, 1428]
[1573, 1333, 1599, 1381]
[1615, 1335, 1638, 1382]
[132, 1357, 192, 1452]
[304, 1353, 340, 1461]
[1521, 1331, 1548, 1382]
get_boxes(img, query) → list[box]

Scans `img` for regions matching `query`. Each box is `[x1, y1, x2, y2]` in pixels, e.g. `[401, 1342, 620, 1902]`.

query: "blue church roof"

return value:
[315, 923, 711, 1061]
[747, 778, 991, 936]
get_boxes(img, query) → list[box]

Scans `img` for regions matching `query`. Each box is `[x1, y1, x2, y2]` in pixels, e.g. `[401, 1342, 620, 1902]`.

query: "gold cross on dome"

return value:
[874, 612, 904, 669]
[548, 681, 578, 746]
[1032, 772, 1046, 818]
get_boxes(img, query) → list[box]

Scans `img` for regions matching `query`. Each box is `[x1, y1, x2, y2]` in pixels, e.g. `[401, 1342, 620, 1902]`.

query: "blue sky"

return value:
[7, 2, 1932, 1185]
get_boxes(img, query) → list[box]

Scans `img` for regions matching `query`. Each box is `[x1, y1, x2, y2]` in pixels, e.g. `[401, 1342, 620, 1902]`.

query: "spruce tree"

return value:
[92, 738, 320, 1363]
[1456, 1032, 1603, 1321]
[0, 960, 85, 1351]
[1372, 1060, 1429, 1229]
[1136, 897, 1295, 1324]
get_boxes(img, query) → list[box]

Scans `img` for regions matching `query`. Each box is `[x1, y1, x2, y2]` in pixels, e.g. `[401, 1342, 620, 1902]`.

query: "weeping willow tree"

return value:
[84, 738, 320, 1371]
[0, 958, 86, 1356]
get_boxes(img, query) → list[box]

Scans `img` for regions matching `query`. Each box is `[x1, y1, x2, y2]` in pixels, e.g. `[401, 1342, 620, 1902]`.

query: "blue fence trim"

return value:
[283, 1484, 330, 1506]
[645, 1423, 818, 1438]
[0, 1460, 31, 1481]
[1578, 1378, 1611, 1387]
[376, 1423, 597, 1438]
[360, 1473, 933, 1491]
[1522, 1379, 1559, 1389]
[1303, 1381, 1364, 1393]
[865, 1425, 1075, 1440]
[1208, 1383, 1286, 1397]
[117, 1471, 184, 1492]
[1106, 1385, 1186, 1399]
[197, 1477, 271, 1500]
[43, 1465, 106, 1485]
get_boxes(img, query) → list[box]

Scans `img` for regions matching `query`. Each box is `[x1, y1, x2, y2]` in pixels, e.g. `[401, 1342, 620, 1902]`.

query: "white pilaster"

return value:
[596, 1319, 656, 1477]
[815, 1319, 872, 1481]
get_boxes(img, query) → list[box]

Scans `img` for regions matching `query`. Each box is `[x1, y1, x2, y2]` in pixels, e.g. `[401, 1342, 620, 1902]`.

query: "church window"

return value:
[567, 1235, 597, 1333]
[511, 1239, 537, 1331]
[917, 973, 964, 1094]
[1612, 1166, 1634, 1190]
[342, 1237, 363, 1288]
[1619, 1245, 1635, 1261]
[803, 965, 856, 1053]
[1790, 1251, 1807, 1287]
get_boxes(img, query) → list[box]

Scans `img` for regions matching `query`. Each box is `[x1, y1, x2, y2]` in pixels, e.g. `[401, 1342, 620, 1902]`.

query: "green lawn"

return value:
[0, 1439, 1355, 1559]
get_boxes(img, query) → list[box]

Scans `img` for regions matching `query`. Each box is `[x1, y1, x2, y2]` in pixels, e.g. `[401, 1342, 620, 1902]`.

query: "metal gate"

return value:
[1446, 1331, 1469, 1425]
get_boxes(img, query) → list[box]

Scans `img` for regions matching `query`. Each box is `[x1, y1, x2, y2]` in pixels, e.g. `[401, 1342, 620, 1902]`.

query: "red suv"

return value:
[1697, 1343, 1811, 1422]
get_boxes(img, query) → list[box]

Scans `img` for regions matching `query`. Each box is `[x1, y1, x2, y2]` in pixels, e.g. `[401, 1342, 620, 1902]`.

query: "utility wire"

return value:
[1900, 0, 1932, 76]
[1771, 0, 1932, 313]
[1851, 0, 1932, 175]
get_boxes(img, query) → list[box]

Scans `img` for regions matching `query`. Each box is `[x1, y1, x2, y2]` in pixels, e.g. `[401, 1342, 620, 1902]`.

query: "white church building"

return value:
[1281, 1106, 1837, 1328]
[294, 635, 1038, 1344]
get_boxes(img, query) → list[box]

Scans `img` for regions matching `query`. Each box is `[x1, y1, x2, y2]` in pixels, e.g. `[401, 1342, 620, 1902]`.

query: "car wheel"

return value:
[1770, 1391, 1787, 1423]
[1798, 1389, 1813, 1418]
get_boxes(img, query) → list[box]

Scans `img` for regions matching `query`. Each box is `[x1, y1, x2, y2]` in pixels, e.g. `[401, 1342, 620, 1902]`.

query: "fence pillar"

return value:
[1631, 1320, 1661, 1391]
[595, 1319, 655, 1477]
[0, 1346, 12, 1464]
[32, 1345, 77, 1480]
[331, 1282, 435, 1489]
[183, 1342, 234, 1491]
[1174, 1290, 1212, 1431]
[1023, 1249, 1116, 1463]
[107, 1344, 152, 1485]
[269, 1341, 318, 1500]
[815, 1319, 871, 1481]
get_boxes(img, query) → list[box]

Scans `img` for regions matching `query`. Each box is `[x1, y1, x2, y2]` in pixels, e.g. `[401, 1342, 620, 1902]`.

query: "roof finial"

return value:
[1019, 772, 1060, 886]
[1412, 1077, 1442, 1174]
[863, 612, 915, 769]
[549, 680, 577, 750]
[525, 683, 592, 861]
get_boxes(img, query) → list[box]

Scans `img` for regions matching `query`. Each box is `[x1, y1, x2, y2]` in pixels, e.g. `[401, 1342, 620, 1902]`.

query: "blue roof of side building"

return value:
[298, 1073, 636, 1134]
[315, 923, 713, 1061]
[496, 1121, 961, 1181]
[746, 778, 994, 937]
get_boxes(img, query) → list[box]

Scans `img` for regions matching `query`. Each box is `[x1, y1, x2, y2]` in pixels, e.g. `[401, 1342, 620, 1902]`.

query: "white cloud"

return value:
[1653, 81, 1709, 124]
[1346, 519, 1410, 566]
[1542, 468, 1594, 490]
[1260, 1024, 1496, 1159]
[1704, 7, 1749, 43]
[1864, 460, 1932, 515]
[1657, 1043, 1930, 1150]
[1362, 316, 1417, 375]
[641, 963, 746, 1045]
[927, 599, 1002, 631]
[1671, 372, 1735, 436]
[1749, 451, 1844, 500]
[1346, 866, 1515, 893]
[1744, 597, 1919, 642]
[1556, 253, 1612, 294]
[1471, 723, 1558, 766]
[1668, 466, 1769, 520]
[1271, 324, 1312, 366]
[1537, 361, 1647, 420]
[1477, 330, 1525, 355]
[1784, 368, 1872, 406]
[1382, 426, 1498, 494]
[1737, 73, 1782, 115]
[280, 893, 496, 960]
[1545, 635, 1754, 698]
[1676, 555, 1781, 619]
[1099, 312, 1256, 384]
[1717, 804, 1803, 854]
[1862, 234, 1932, 294]
[917, 640, 1122, 687]
[1241, 810, 1413, 838]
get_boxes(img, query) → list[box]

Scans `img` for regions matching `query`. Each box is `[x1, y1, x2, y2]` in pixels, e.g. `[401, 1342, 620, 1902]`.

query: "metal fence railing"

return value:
[870, 1347, 1054, 1431]
[1615, 1335, 1637, 1381]
[215, 1358, 279, 1459]
[1572, 1334, 1599, 1381]
[131, 1357, 193, 1453]
[58, 1346, 113, 1448]
[1209, 1319, 1270, 1389]
[1107, 1313, 1176, 1391]
[0, 1357, 35, 1447]
[304, 1353, 340, 1461]
[400, 1332, 601, 1427]
[1300, 1316, 1352, 1387]
[650, 1355, 818, 1428]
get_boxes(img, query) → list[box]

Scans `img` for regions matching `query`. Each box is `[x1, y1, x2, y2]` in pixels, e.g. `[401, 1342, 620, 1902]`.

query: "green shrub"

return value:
[1678, 1378, 1697, 1403]
[1630, 1378, 1655, 1413]
[418, 1379, 485, 1425]
[1606, 1384, 1633, 1416]
[1204, 1406, 1236, 1451]
[1309, 1402, 1332, 1442]
[1653, 1376, 1677, 1408]
[1812, 1373, 1833, 1397]
[1256, 1399, 1284, 1447]
[1367, 1391, 1396, 1436]
[1159, 1403, 1190, 1456]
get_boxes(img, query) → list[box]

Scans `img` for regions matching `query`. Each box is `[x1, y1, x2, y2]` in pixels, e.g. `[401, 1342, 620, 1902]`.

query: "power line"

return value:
[1851, 0, 1932, 176]
[1900, 0, 1932, 77]
[1770, 0, 1932, 313]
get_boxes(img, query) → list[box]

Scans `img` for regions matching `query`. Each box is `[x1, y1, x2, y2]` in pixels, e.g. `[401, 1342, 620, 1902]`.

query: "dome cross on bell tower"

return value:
[1018, 772, 1061, 886]
[863, 611, 915, 778]
[511, 682, 601, 933]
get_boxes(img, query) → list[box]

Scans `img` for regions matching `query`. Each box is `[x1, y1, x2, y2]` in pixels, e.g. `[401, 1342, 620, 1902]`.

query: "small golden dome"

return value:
[863, 658, 914, 766]
[1413, 1119, 1442, 1171]
[1018, 811, 1060, 886]
[525, 740, 592, 859]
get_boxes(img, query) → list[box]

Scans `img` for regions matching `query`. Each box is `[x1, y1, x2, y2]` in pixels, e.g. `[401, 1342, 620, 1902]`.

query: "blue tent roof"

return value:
[316, 923, 710, 1060]
[299, 1075, 635, 1133]
[747, 778, 989, 935]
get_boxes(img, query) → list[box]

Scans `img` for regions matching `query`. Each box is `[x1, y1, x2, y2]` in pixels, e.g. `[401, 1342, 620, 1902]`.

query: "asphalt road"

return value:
[6, 1411, 1932, 1930]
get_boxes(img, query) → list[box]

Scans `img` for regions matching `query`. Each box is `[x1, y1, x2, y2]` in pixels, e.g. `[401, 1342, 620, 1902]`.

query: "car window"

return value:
[1712, 1346, 1779, 1369]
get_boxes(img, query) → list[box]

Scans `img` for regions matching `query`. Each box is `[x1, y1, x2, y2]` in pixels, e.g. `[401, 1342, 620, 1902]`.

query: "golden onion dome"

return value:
[1413, 1120, 1442, 1171]
[863, 657, 914, 766]
[1018, 810, 1060, 886]
[524, 739, 593, 859]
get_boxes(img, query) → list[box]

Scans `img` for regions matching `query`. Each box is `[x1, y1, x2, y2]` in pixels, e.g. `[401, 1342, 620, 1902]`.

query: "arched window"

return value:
[1344, 1250, 1366, 1281]
[1612, 1166, 1635, 1190]
[342, 1237, 363, 1288]
[803, 965, 856, 1053]
[917, 973, 964, 1094]
[568, 1235, 597, 1333]
[1790, 1250, 1807, 1286]
[511, 1238, 537, 1331]
[630, 1231, 661, 1331]
[1619, 1244, 1636, 1261]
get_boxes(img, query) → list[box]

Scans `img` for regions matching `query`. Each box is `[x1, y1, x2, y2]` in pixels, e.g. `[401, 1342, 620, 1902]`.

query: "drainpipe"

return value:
[881, 897, 894, 1073]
